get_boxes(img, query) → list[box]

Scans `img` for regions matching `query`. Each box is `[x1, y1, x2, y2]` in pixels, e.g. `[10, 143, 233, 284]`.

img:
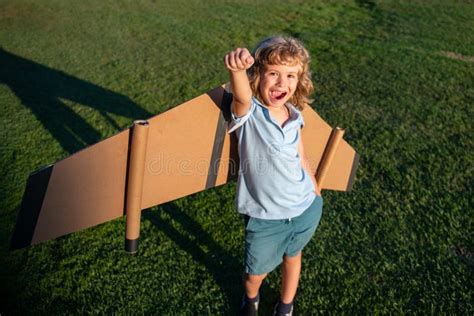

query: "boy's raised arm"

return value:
[224, 48, 254, 117]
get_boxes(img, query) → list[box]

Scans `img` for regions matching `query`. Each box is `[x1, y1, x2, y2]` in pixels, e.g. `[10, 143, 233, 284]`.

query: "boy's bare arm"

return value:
[224, 48, 254, 117]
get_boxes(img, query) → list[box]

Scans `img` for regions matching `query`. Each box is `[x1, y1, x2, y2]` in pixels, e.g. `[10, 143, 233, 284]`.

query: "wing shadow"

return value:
[0, 48, 152, 154]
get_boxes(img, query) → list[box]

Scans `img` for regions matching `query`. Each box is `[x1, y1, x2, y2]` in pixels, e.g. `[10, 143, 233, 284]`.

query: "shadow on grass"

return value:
[143, 203, 245, 313]
[0, 48, 151, 154]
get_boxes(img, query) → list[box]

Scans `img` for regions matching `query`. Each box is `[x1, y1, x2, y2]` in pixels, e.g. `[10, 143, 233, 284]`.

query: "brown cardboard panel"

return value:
[300, 107, 358, 191]
[140, 87, 231, 209]
[12, 85, 358, 249]
[300, 106, 333, 175]
[323, 139, 359, 191]
[31, 130, 130, 245]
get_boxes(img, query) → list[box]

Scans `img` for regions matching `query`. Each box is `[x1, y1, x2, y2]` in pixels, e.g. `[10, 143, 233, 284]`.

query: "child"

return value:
[224, 36, 324, 316]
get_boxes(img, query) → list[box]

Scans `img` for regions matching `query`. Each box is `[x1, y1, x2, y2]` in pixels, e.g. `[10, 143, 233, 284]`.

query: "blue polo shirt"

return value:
[228, 96, 316, 220]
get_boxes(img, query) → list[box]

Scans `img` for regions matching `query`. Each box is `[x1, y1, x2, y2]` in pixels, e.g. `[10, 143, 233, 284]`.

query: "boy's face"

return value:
[259, 63, 301, 108]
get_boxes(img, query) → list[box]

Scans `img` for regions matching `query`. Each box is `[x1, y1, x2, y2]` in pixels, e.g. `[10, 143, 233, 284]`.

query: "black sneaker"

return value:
[240, 295, 259, 316]
[272, 301, 293, 316]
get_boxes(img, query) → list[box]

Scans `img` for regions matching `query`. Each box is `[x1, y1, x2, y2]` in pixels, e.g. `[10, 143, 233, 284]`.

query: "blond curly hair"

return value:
[247, 36, 314, 110]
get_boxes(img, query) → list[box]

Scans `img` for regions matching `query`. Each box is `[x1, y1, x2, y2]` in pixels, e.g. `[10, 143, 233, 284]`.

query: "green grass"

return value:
[1, 0, 473, 314]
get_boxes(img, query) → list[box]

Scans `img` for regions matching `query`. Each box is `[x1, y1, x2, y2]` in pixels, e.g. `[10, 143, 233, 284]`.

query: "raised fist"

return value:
[224, 48, 254, 72]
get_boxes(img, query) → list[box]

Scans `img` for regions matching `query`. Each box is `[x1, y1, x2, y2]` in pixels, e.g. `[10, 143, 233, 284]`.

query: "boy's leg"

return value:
[243, 272, 268, 298]
[280, 251, 302, 303]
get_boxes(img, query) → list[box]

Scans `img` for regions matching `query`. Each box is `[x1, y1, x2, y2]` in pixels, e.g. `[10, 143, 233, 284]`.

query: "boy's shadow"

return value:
[0, 48, 152, 154]
[144, 203, 279, 314]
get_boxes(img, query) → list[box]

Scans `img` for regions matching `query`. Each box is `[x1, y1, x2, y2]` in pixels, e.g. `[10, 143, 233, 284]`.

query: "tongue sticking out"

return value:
[271, 91, 287, 100]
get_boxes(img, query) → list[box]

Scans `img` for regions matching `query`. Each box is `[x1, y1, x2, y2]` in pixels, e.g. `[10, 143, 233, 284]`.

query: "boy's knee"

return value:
[246, 273, 267, 284]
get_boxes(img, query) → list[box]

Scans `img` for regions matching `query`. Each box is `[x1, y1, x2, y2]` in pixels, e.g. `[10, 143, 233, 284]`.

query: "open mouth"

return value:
[270, 90, 287, 101]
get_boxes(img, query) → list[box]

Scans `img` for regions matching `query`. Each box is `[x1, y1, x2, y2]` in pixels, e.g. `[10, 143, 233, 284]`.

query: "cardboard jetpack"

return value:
[11, 85, 359, 252]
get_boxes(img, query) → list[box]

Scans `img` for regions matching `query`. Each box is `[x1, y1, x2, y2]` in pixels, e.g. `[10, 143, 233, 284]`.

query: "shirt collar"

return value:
[253, 97, 299, 119]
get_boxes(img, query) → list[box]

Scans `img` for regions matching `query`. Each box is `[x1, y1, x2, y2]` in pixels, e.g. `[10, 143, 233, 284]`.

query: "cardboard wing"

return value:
[11, 85, 358, 250]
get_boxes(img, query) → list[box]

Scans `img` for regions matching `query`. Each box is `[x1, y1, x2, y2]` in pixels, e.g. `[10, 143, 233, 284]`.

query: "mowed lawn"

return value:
[0, 0, 472, 314]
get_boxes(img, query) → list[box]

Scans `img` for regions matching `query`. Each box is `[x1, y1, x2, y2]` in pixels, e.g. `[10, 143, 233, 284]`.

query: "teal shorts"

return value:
[243, 195, 323, 275]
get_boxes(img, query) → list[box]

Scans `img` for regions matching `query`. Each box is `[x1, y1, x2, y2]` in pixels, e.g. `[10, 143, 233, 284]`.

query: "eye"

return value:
[288, 74, 297, 79]
[269, 72, 278, 77]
